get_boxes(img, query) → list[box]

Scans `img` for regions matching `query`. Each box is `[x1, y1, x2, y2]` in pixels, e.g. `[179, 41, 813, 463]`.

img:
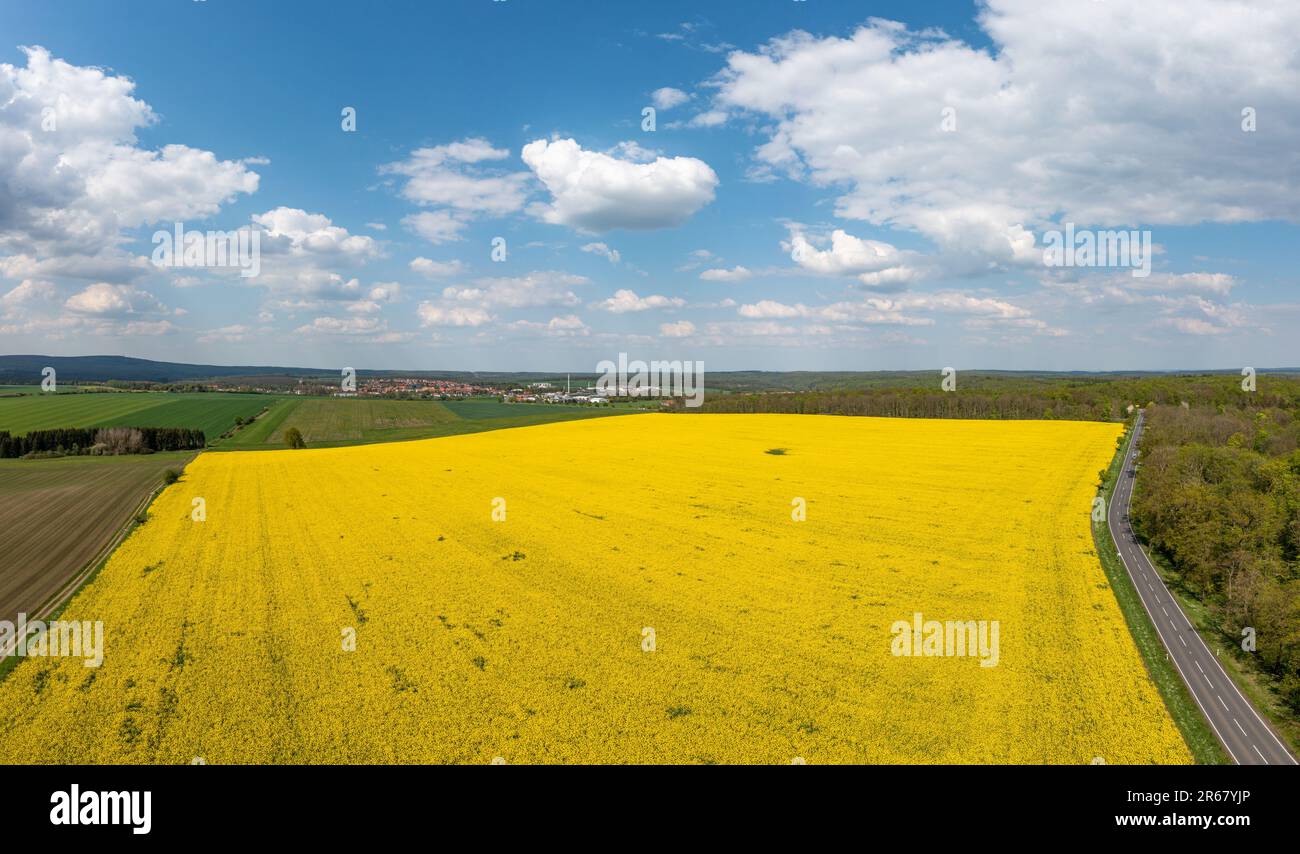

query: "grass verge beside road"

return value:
[1092, 423, 1228, 764]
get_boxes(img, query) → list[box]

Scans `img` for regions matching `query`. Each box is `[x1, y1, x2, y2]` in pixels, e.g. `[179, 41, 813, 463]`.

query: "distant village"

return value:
[499, 381, 610, 405]
[208, 377, 493, 397]
[93, 375, 665, 405]
[353, 378, 484, 398]
[320, 376, 617, 403]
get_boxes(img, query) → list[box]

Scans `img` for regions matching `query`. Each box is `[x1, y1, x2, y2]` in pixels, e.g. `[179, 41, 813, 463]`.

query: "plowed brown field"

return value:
[0, 453, 194, 627]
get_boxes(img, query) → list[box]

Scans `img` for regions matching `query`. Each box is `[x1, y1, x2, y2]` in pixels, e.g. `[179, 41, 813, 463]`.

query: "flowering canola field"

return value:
[0, 414, 1190, 763]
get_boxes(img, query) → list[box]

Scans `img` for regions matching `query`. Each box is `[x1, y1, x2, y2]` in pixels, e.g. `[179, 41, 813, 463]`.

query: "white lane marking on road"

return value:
[1195, 619, 1300, 765]
[1161, 605, 1169, 617]
[1195, 661, 1205, 674]
[1217, 694, 1229, 711]
[1254, 745, 1269, 764]
[1132, 508, 1297, 764]
[1105, 416, 1243, 766]
[1235, 718, 1248, 737]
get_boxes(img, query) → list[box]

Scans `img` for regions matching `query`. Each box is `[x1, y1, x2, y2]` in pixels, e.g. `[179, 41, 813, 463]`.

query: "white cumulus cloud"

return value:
[410, 257, 467, 278]
[0, 46, 260, 278]
[580, 242, 621, 263]
[521, 138, 718, 231]
[710, 2, 1300, 273]
[660, 319, 696, 338]
[64, 282, 165, 316]
[417, 303, 493, 327]
[699, 265, 752, 282]
[595, 288, 685, 313]
[651, 87, 691, 110]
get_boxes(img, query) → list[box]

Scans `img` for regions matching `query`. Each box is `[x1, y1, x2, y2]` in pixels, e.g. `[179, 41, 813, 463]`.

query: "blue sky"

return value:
[1, 0, 1298, 371]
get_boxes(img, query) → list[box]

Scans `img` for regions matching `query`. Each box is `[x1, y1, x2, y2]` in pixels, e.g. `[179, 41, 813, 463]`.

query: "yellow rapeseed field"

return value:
[0, 414, 1190, 763]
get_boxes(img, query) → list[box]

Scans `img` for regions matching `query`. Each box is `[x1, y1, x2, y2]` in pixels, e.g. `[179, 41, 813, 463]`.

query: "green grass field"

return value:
[0, 390, 635, 450]
[0, 392, 274, 441]
[220, 396, 633, 449]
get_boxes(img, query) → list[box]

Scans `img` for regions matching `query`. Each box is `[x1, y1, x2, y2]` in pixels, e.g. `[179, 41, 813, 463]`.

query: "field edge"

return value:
[0, 452, 197, 684]
[1092, 422, 1227, 765]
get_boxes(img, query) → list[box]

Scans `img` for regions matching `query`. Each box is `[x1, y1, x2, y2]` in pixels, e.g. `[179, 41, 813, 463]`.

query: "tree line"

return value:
[0, 426, 206, 458]
[690, 373, 1300, 421]
[694, 388, 1122, 420]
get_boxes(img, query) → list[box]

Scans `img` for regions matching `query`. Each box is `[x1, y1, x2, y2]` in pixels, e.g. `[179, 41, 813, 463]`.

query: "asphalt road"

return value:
[1108, 411, 1296, 765]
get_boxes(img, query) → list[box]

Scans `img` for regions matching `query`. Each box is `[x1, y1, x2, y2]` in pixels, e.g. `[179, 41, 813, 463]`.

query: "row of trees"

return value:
[104, 381, 217, 392]
[0, 426, 206, 458]
[696, 389, 1122, 420]
[692, 373, 1300, 422]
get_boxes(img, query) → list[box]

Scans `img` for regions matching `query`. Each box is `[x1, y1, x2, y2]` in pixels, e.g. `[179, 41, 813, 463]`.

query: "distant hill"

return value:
[3, 355, 1299, 389]
[0, 355, 590, 385]
[0, 355, 326, 383]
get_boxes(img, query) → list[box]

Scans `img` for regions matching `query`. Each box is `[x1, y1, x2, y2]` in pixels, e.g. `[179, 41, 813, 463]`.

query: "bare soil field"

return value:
[0, 452, 194, 627]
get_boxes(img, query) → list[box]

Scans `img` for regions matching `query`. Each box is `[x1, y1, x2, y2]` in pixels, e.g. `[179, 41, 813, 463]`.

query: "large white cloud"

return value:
[521, 138, 718, 231]
[0, 47, 260, 265]
[253, 208, 380, 260]
[711, 1, 1300, 266]
[787, 229, 905, 276]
